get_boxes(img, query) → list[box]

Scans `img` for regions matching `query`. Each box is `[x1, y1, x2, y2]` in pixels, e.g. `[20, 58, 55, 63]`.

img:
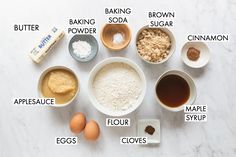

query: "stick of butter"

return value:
[29, 27, 65, 63]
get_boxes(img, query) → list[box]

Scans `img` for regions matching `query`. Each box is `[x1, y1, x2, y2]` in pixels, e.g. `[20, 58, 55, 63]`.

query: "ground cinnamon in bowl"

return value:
[187, 47, 200, 61]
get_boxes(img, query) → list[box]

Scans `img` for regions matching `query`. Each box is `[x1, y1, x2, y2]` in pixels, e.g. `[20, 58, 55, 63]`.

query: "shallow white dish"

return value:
[38, 66, 79, 107]
[181, 42, 210, 68]
[88, 57, 146, 117]
[137, 119, 160, 144]
[136, 26, 176, 65]
[155, 70, 197, 112]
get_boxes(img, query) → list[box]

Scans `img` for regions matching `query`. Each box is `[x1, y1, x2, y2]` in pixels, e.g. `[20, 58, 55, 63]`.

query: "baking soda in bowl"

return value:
[92, 62, 142, 111]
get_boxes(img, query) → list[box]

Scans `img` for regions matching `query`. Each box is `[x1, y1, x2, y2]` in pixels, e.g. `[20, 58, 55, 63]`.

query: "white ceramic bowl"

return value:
[155, 70, 197, 112]
[181, 42, 210, 68]
[136, 26, 176, 64]
[88, 57, 146, 117]
[38, 66, 79, 107]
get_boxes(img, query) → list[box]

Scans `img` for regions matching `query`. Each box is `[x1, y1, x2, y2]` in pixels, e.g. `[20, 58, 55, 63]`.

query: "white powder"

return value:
[113, 33, 124, 44]
[93, 62, 142, 111]
[72, 40, 91, 58]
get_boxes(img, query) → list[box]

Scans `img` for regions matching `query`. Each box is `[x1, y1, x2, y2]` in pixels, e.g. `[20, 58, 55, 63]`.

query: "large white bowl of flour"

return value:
[88, 57, 146, 117]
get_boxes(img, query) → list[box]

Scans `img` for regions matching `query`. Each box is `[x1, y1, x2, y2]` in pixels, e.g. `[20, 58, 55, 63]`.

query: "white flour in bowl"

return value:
[92, 62, 142, 111]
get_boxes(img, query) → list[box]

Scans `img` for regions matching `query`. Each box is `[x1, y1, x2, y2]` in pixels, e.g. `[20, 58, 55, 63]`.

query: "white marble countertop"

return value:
[0, 0, 236, 156]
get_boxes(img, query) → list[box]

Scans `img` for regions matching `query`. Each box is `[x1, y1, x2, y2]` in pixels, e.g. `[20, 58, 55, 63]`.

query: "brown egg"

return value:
[69, 113, 86, 134]
[84, 120, 100, 141]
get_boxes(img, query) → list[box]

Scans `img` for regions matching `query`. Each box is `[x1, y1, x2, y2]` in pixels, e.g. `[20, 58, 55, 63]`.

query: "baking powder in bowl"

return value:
[92, 62, 142, 111]
[72, 40, 91, 58]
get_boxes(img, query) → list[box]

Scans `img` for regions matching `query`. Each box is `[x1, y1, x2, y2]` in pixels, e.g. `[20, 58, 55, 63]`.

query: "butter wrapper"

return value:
[29, 27, 64, 63]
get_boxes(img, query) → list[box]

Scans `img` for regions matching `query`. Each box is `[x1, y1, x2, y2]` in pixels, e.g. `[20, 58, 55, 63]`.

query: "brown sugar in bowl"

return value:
[100, 24, 132, 51]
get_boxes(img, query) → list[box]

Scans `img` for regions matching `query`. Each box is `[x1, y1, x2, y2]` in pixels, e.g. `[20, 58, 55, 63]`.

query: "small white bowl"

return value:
[181, 42, 210, 68]
[136, 26, 176, 64]
[38, 66, 79, 107]
[155, 70, 197, 112]
[88, 57, 146, 117]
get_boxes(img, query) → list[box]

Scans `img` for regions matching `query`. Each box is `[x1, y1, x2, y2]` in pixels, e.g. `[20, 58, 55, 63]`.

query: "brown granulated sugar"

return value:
[137, 28, 171, 63]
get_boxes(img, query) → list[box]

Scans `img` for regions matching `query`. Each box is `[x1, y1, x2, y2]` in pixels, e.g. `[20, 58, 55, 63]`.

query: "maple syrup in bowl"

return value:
[155, 70, 196, 112]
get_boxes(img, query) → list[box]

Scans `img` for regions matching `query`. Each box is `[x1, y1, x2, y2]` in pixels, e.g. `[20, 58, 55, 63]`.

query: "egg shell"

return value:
[84, 120, 100, 141]
[70, 113, 86, 134]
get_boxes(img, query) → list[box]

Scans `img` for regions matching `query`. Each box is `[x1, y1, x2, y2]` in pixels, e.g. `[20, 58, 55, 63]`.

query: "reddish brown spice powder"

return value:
[187, 47, 200, 61]
[145, 125, 155, 135]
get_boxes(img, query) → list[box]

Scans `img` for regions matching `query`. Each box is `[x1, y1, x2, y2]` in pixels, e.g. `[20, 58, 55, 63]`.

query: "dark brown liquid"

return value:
[156, 74, 190, 108]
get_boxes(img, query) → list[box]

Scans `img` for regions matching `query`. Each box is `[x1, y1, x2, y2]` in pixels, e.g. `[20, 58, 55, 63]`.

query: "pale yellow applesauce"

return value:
[41, 69, 78, 104]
